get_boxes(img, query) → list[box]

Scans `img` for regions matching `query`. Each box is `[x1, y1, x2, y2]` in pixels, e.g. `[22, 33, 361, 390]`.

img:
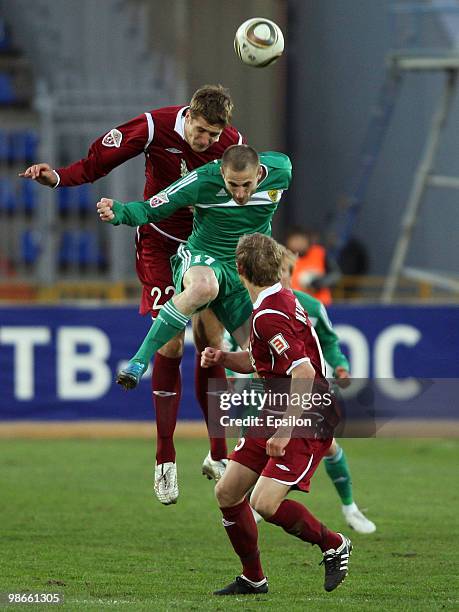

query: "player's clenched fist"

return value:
[19, 162, 58, 187]
[97, 198, 115, 222]
[201, 347, 223, 368]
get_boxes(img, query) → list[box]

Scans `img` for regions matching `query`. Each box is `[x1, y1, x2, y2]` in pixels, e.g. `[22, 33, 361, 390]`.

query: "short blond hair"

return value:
[189, 84, 233, 127]
[236, 233, 283, 286]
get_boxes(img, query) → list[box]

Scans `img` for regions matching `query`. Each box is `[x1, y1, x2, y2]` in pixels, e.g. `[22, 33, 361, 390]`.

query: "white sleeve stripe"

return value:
[252, 308, 289, 339]
[237, 132, 243, 144]
[144, 112, 154, 150]
[310, 325, 326, 376]
[286, 357, 311, 376]
[164, 171, 197, 194]
[165, 173, 198, 196]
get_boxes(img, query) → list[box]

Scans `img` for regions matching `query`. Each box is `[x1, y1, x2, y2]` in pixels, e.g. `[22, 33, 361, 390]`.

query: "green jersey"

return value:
[111, 152, 292, 264]
[293, 290, 349, 373]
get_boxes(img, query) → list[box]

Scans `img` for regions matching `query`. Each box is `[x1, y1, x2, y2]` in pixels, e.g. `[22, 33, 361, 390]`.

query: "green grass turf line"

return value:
[0, 438, 458, 610]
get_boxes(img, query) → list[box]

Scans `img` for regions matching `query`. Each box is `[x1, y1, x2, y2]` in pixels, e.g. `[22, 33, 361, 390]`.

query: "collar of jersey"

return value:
[174, 106, 189, 140]
[253, 282, 283, 310]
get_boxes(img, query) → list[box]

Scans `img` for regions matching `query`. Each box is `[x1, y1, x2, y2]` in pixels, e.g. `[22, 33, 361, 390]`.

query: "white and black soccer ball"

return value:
[234, 18, 284, 68]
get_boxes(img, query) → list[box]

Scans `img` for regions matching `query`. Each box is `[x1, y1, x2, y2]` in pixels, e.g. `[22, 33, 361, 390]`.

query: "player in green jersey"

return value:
[97, 145, 292, 389]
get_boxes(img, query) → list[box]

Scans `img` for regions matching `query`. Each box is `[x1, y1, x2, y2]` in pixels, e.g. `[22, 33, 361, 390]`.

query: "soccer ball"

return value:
[234, 18, 284, 68]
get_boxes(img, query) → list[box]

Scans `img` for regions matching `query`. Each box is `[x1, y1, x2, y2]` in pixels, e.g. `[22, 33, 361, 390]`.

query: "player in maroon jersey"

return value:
[20, 85, 245, 504]
[201, 233, 352, 595]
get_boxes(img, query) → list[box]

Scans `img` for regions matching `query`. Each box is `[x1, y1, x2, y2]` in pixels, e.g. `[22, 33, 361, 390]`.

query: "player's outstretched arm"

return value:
[201, 347, 254, 374]
[19, 163, 58, 187]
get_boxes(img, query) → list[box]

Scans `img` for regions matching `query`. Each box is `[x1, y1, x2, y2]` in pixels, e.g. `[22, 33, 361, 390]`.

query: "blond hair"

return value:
[189, 84, 233, 126]
[236, 233, 283, 286]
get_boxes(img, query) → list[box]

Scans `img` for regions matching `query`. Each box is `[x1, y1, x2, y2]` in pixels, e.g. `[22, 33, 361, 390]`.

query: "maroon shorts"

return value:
[228, 436, 332, 492]
[135, 226, 184, 317]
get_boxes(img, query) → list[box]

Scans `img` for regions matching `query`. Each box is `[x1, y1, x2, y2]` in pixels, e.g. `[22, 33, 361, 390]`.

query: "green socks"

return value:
[131, 299, 190, 367]
[324, 445, 354, 506]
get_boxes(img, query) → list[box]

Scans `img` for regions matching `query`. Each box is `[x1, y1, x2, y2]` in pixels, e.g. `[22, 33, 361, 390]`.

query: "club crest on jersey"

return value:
[180, 159, 190, 177]
[269, 333, 290, 355]
[268, 189, 279, 202]
[149, 191, 169, 208]
[102, 128, 123, 148]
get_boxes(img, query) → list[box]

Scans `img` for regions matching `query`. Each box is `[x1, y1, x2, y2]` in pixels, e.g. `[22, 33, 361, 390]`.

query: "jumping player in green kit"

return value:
[97, 145, 291, 386]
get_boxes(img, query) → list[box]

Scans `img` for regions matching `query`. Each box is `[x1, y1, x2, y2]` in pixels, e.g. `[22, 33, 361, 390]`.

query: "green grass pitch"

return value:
[1, 437, 458, 611]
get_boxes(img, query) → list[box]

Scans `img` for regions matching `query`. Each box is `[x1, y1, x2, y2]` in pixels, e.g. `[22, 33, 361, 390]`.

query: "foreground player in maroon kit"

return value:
[201, 233, 352, 595]
[20, 85, 245, 504]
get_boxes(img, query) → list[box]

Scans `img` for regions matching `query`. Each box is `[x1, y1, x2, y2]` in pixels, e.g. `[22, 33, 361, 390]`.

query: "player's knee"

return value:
[157, 333, 184, 358]
[215, 479, 238, 508]
[195, 277, 219, 304]
[250, 491, 279, 520]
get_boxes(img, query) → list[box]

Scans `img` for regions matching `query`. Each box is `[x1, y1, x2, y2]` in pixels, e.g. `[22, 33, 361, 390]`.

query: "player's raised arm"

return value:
[20, 114, 150, 189]
[19, 162, 59, 187]
[97, 169, 201, 227]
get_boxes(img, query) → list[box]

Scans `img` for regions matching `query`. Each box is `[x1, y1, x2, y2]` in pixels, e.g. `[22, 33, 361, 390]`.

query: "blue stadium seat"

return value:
[0, 130, 8, 163]
[0, 73, 16, 104]
[9, 130, 39, 163]
[0, 178, 18, 214]
[0, 19, 11, 51]
[77, 184, 93, 215]
[23, 130, 39, 163]
[21, 179, 37, 215]
[77, 230, 100, 267]
[57, 187, 74, 216]
[58, 231, 77, 268]
[21, 230, 40, 265]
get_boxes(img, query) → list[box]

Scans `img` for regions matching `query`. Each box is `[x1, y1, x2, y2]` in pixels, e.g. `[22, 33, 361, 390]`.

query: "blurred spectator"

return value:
[285, 226, 341, 305]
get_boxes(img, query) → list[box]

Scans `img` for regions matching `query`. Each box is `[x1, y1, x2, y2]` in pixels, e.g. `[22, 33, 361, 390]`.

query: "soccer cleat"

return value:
[116, 360, 147, 390]
[202, 451, 228, 481]
[342, 503, 376, 534]
[154, 462, 179, 505]
[214, 575, 268, 596]
[320, 533, 352, 592]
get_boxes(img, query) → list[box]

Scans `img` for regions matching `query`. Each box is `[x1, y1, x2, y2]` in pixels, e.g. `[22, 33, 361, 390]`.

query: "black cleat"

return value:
[214, 575, 268, 596]
[320, 534, 352, 592]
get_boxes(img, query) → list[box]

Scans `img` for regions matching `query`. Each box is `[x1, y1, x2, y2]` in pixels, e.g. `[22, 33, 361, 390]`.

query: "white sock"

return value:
[342, 502, 358, 514]
[241, 575, 267, 587]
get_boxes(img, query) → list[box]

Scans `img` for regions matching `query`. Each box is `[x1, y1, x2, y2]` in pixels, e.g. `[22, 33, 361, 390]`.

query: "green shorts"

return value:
[171, 243, 253, 333]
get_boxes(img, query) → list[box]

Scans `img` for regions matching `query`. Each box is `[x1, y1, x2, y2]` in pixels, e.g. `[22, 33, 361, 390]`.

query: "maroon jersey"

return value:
[249, 283, 326, 382]
[56, 105, 244, 242]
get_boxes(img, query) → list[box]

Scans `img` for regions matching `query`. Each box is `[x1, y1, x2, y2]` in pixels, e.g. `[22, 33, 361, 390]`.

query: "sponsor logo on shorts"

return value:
[269, 333, 290, 355]
[275, 464, 290, 471]
[102, 128, 123, 148]
[150, 191, 169, 208]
